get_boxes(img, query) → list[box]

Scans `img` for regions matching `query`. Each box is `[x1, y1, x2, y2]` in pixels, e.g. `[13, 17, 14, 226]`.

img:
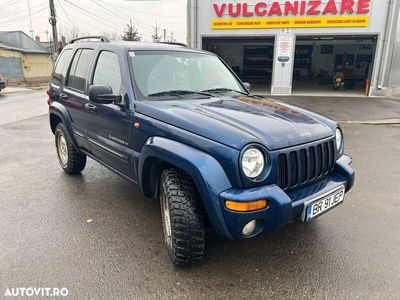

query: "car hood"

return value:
[135, 95, 337, 151]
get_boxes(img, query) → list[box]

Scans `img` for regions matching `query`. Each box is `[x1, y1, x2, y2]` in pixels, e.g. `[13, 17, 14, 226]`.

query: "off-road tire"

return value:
[55, 123, 86, 175]
[160, 169, 205, 266]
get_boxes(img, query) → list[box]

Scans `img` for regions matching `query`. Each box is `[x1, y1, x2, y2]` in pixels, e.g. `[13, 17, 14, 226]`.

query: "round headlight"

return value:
[336, 128, 343, 151]
[242, 148, 265, 179]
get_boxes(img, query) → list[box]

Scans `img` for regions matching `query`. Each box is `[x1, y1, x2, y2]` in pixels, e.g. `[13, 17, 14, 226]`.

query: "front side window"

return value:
[129, 51, 246, 100]
[67, 49, 94, 92]
[92, 51, 122, 94]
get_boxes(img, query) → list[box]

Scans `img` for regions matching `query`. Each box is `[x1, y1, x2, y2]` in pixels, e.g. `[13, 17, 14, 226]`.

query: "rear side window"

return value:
[92, 51, 122, 94]
[67, 49, 94, 92]
[52, 49, 73, 86]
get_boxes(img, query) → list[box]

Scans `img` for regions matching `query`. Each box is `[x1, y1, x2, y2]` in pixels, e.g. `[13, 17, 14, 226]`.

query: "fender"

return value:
[139, 136, 233, 239]
[49, 102, 79, 150]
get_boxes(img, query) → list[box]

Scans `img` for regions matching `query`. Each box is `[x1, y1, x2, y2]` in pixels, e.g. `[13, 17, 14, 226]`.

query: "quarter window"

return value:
[67, 49, 94, 92]
[93, 51, 122, 94]
[52, 49, 73, 86]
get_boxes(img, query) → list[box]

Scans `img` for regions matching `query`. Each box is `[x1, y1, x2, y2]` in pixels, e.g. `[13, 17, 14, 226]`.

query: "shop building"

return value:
[187, 0, 400, 97]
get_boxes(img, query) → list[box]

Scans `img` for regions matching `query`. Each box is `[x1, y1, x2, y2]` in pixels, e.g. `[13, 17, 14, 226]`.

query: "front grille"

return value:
[278, 139, 336, 190]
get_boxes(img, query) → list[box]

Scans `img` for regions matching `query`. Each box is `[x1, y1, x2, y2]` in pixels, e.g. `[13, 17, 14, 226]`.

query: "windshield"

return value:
[129, 51, 247, 100]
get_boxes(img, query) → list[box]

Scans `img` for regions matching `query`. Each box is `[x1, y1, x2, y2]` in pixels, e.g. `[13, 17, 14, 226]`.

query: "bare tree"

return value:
[102, 31, 120, 41]
[152, 25, 162, 43]
[58, 25, 80, 43]
[167, 30, 177, 43]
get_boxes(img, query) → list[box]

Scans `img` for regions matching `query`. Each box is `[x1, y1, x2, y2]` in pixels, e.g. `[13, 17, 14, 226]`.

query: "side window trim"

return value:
[65, 49, 82, 92]
[51, 48, 74, 87]
[90, 50, 123, 94]
[66, 48, 94, 94]
[64, 86, 89, 99]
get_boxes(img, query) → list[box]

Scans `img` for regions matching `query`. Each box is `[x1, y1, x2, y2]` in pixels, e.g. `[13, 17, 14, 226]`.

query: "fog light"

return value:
[242, 220, 257, 236]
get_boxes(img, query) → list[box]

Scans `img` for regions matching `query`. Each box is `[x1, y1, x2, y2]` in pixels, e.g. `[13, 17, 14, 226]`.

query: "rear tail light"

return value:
[46, 87, 52, 106]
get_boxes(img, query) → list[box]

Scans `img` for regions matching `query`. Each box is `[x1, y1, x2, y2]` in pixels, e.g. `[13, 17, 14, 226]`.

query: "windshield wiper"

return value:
[148, 90, 213, 97]
[202, 88, 248, 95]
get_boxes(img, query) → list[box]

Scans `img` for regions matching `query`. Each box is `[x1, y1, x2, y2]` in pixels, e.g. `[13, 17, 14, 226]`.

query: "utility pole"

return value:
[163, 29, 167, 43]
[49, 0, 59, 55]
[27, 0, 34, 38]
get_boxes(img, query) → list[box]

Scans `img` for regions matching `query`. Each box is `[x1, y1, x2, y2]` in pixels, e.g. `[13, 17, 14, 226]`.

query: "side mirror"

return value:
[243, 82, 251, 93]
[88, 85, 122, 104]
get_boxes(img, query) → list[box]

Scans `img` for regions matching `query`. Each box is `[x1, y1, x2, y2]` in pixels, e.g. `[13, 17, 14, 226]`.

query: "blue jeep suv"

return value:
[48, 37, 355, 265]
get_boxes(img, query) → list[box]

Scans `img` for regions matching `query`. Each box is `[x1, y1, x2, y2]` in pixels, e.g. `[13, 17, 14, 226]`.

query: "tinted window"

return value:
[129, 51, 246, 100]
[52, 49, 73, 86]
[67, 49, 94, 92]
[93, 51, 122, 94]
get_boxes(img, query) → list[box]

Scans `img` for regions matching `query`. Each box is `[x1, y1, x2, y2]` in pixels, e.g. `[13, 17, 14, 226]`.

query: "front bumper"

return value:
[219, 155, 355, 240]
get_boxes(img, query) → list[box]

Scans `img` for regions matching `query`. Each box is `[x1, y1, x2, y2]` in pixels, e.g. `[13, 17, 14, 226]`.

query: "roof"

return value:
[0, 31, 50, 54]
[64, 40, 210, 55]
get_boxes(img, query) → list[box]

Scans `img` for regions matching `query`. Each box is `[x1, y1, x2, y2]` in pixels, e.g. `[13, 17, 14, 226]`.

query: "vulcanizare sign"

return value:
[211, 0, 371, 29]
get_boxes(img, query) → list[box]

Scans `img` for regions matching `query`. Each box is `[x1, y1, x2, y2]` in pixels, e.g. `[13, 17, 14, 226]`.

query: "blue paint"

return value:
[0, 57, 23, 78]
[48, 42, 355, 240]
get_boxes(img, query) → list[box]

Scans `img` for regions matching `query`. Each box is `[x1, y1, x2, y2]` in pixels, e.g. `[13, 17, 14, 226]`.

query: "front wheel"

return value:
[160, 169, 205, 265]
[55, 123, 86, 175]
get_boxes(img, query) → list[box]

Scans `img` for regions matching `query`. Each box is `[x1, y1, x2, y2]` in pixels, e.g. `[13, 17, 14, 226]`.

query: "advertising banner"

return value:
[211, 0, 371, 29]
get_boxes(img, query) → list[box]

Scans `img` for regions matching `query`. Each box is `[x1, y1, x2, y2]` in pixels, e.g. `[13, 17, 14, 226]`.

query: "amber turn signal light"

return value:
[225, 199, 268, 212]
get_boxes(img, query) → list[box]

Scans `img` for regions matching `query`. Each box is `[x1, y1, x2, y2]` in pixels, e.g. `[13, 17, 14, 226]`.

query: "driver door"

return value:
[85, 50, 135, 180]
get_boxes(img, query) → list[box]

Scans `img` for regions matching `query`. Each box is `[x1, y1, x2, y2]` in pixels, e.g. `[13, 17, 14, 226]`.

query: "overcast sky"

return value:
[0, 0, 187, 42]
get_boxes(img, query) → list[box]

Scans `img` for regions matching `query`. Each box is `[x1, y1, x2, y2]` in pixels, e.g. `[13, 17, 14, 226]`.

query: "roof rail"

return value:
[160, 42, 187, 47]
[71, 36, 110, 44]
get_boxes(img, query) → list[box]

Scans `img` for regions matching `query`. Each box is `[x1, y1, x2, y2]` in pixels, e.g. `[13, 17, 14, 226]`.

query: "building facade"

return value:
[0, 31, 53, 85]
[187, 0, 400, 97]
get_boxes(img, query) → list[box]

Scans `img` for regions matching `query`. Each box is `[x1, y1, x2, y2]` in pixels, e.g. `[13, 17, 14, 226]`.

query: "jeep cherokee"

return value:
[47, 37, 355, 265]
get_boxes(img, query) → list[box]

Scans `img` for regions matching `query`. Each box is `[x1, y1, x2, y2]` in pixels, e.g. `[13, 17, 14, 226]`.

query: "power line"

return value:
[0, 3, 48, 26]
[90, 0, 154, 31]
[27, 0, 34, 37]
[90, 0, 173, 32]
[63, 0, 154, 35]
[0, 2, 47, 23]
[96, 0, 185, 19]
[0, 0, 19, 10]
[56, 0, 75, 27]
[91, 0, 127, 21]
[63, 0, 124, 32]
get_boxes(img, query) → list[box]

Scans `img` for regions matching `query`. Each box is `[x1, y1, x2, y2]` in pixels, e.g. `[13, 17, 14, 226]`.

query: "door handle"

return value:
[59, 93, 69, 100]
[85, 103, 97, 111]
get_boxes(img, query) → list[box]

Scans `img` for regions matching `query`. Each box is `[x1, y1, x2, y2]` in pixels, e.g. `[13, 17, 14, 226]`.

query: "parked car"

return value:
[0, 74, 6, 92]
[47, 37, 355, 265]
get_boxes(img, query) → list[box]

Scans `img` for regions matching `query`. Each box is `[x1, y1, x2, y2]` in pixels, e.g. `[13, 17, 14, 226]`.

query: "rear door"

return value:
[62, 48, 94, 151]
[85, 50, 135, 179]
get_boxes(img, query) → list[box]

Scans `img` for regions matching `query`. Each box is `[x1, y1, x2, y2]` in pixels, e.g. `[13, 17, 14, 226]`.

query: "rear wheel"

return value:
[55, 123, 86, 175]
[160, 169, 205, 265]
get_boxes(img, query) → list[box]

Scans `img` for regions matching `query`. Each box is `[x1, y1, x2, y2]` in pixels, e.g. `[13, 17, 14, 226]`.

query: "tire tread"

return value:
[161, 169, 205, 265]
[55, 123, 86, 175]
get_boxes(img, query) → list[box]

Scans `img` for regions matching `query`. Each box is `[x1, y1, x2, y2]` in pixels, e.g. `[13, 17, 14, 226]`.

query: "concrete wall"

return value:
[188, 0, 395, 96]
[0, 48, 52, 84]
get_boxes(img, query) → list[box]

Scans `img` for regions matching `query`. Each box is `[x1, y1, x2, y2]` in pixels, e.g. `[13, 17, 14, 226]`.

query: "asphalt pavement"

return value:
[0, 91, 399, 299]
